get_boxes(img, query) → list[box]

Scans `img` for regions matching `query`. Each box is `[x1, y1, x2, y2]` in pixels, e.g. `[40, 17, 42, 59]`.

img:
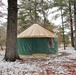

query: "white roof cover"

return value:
[17, 24, 57, 38]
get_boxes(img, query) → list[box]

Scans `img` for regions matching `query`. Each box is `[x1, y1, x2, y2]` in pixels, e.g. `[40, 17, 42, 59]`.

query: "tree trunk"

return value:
[28, 0, 34, 25]
[0, 44, 3, 50]
[69, 0, 74, 47]
[41, 0, 46, 28]
[35, 0, 37, 23]
[60, 0, 65, 50]
[4, 0, 20, 61]
[43, 12, 46, 28]
[74, 0, 76, 50]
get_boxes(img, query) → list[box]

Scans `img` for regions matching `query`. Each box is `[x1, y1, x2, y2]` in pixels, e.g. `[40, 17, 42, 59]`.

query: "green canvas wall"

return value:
[17, 38, 58, 55]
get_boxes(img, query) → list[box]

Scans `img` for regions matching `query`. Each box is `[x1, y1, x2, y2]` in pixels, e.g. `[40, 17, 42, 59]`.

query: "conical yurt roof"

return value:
[17, 24, 57, 38]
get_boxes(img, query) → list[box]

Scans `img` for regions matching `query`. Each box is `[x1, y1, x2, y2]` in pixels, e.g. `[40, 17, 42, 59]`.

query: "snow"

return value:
[0, 47, 76, 75]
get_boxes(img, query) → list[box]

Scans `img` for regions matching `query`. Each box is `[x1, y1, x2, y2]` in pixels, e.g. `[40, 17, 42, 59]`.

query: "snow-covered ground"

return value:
[0, 47, 76, 75]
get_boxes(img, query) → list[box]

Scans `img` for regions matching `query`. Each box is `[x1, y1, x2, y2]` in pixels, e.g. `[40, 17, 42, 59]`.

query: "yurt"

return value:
[17, 24, 58, 55]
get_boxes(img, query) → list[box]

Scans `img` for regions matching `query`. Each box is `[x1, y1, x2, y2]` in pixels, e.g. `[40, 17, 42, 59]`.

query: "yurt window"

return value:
[48, 38, 54, 48]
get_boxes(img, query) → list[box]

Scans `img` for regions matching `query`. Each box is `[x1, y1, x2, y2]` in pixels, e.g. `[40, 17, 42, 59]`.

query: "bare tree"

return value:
[69, 0, 74, 47]
[60, 0, 65, 49]
[74, 0, 76, 50]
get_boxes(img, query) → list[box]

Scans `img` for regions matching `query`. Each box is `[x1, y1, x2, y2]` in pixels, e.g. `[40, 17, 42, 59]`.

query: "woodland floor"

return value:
[0, 47, 76, 75]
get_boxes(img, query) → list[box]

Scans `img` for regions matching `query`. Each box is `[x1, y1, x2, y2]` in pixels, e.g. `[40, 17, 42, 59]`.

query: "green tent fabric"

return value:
[17, 38, 58, 55]
[17, 24, 58, 55]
